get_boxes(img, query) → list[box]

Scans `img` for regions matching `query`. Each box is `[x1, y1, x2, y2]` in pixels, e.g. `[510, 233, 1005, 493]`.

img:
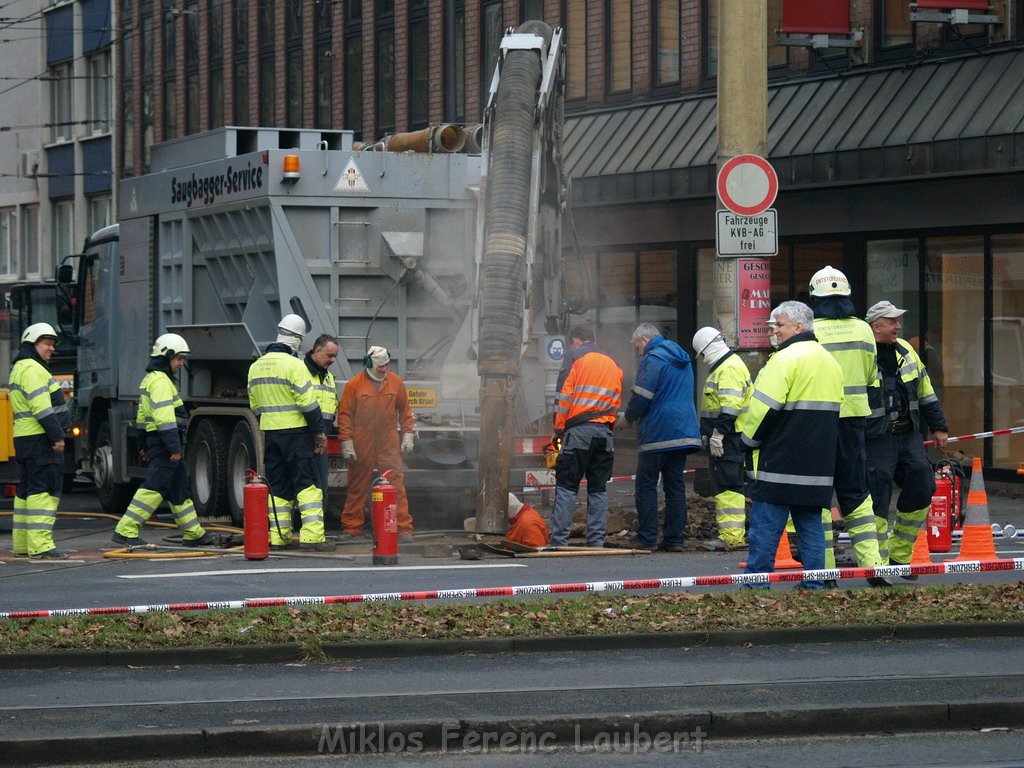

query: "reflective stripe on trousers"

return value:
[714, 489, 746, 546]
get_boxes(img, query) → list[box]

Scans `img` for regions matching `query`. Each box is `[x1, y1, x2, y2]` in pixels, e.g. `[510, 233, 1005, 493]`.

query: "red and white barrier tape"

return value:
[3, 558, 1021, 621]
[923, 425, 1024, 447]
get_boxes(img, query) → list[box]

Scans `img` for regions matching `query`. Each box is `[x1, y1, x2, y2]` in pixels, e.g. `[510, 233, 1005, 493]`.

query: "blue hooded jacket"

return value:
[624, 335, 702, 454]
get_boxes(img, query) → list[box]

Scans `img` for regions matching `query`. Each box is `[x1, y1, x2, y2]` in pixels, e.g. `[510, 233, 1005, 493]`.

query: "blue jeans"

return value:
[745, 500, 825, 590]
[634, 450, 688, 548]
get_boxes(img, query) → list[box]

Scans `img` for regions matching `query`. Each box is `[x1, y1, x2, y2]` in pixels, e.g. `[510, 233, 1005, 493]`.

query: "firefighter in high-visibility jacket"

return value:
[111, 334, 217, 548]
[738, 301, 843, 590]
[548, 325, 622, 548]
[693, 326, 752, 550]
[809, 266, 890, 586]
[303, 333, 340, 495]
[247, 315, 331, 551]
[9, 323, 71, 558]
[864, 301, 948, 569]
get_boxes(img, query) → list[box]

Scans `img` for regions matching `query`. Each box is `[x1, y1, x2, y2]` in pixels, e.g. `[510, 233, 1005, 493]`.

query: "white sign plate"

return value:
[716, 209, 778, 257]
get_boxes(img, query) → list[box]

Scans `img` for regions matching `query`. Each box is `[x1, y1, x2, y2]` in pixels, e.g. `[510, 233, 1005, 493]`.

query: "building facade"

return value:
[0, 0, 115, 377]
[115, 0, 1024, 480]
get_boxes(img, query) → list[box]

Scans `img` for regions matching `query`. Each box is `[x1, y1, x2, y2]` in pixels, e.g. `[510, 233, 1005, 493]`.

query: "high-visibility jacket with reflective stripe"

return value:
[555, 345, 622, 432]
[867, 338, 948, 438]
[307, 368, 337, 421]
[813, 317, 878, 418]
[699, 352, 753, 437]
[738, 332, 844, 507]
[136, 368, 187, 453]
[9, 357, 69, 441]
[248, 351, 322, 431]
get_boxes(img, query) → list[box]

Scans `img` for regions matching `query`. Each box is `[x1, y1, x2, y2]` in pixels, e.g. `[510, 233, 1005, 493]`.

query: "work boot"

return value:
[30, 548, 70, 560]
[269, 541, 296, 551]
[399, 533, 415, 544]
[629, 537, 656, 551]
[182, 531, 220, 547]
[866, 576, 893, 588]
[658, 541, 684, 553]
[697, 537, 730, 552]
[299, 541, 336, 552]
[111, 532, 148, 547]
[824, 579, 840, 590]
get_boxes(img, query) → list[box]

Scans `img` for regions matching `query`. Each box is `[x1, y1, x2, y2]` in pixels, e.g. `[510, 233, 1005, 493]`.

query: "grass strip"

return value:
[1, 582, 1021, 656]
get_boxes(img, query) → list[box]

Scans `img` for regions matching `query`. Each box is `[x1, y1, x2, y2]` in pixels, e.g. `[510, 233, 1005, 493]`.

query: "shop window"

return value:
[924, 236, 983, 453]
[606, 0, 632, 95]
[866, 239, 920, 327]
[639, 250, 678, 341]
[655, 0, 680, 87]
[565, 0, 586, 100]
[990, 235, 1024, 471]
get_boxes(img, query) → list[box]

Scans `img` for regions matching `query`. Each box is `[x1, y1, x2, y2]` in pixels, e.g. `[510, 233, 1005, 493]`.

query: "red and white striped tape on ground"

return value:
[2, 558, 1022, 621]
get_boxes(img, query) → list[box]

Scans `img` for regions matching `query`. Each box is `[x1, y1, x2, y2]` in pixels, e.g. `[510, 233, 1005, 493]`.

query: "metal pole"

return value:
[715, 0, 768, 346]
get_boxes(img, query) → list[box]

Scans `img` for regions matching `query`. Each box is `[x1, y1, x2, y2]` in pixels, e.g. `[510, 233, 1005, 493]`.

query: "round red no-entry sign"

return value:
[716, 154, 778, 216]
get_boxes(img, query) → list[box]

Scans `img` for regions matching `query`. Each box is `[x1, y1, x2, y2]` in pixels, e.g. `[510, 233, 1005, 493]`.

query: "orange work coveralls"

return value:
[507, 503, 550, 549]
[338, 370, 415, 535]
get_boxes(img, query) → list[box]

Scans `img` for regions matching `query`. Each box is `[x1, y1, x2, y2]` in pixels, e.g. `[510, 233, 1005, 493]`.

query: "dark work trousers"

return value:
[866, 430, 936, 518]
[834, 416, 870, 514]
[140, 433, 191, 504]
[634, 449, 688, 548]
[264, 428, 320, 502]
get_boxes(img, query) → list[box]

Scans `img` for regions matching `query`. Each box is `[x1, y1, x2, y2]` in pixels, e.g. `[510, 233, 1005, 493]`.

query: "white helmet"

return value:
[692, 327, 723, 357]
[276, 313, 306, 350]
[151, 332, 190, 357]
[809, 266, 851, 297]
[22, 322, 59, 344]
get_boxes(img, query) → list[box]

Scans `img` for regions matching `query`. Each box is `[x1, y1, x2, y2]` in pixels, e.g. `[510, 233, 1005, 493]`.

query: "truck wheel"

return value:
[92, 421, 135, 513]
[188, 419, 229, 518]
[227, 421, 258, 526]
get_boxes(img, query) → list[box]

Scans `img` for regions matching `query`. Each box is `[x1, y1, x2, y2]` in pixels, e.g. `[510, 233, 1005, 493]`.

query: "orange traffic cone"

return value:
[740, 531, 803, 570]
[952, 457, 1003, 562]
[910, 529, 931, 565]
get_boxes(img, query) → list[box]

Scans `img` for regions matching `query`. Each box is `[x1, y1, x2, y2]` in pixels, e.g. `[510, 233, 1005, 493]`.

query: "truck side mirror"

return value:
[57, 264, 74, 284]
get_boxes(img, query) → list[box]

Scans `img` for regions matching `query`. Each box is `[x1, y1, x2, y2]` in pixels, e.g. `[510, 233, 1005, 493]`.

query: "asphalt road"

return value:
[1, 487, 1023, 615]
[3, 636, 1024, 765]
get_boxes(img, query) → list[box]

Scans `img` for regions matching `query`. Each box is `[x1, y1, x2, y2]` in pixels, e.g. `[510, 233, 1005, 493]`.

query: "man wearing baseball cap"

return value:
[864, 300, 948, 575]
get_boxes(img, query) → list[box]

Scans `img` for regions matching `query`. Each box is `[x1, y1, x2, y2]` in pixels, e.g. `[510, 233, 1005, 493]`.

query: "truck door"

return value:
[75, 242, 116, 405]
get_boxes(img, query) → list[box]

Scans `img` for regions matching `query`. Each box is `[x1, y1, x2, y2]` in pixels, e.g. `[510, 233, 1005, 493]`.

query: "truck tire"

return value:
[227, 421, 258, 526]
[92, 421, 135, 514]
[188, 419, 229, 518]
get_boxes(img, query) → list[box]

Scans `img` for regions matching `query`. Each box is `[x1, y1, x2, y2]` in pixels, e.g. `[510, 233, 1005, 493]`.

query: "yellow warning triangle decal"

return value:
[334, 159, 370, 192]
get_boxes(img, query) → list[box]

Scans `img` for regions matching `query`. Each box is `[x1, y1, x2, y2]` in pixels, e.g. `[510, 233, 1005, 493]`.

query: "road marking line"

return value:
[117, 563, 527, 579]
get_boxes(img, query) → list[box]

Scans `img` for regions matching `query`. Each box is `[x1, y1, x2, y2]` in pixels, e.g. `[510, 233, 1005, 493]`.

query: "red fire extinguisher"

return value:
[927, 472, 953, 553]
[371, 470, 399, 566]
[243, 470, 269, 561]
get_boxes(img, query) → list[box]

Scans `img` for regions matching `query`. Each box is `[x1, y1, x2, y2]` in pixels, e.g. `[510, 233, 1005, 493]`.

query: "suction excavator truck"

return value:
[55, 22, 568, 529]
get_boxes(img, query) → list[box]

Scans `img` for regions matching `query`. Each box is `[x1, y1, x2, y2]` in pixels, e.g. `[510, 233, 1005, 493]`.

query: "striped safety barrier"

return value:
[2, 557, 1022, 621]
